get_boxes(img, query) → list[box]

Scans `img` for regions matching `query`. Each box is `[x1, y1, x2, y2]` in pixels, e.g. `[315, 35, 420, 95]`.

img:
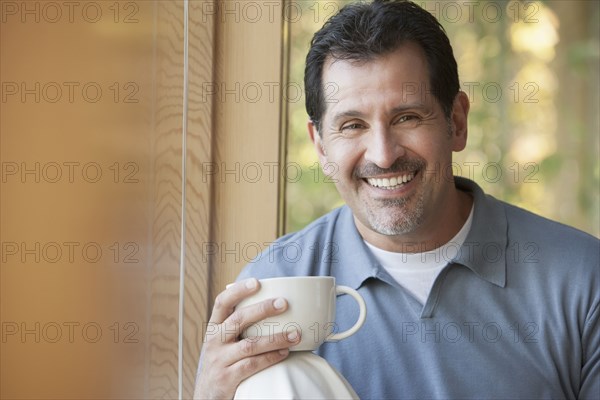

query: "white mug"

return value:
[235, 276, 367, 351]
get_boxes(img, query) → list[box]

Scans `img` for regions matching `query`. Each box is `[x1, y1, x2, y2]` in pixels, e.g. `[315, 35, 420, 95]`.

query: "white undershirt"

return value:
[364, 206, 474, 305]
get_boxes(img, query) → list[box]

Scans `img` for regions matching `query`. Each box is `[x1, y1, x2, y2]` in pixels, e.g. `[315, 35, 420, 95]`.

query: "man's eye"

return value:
[340, 123, 364, 131]
[395, 115, 418, 124]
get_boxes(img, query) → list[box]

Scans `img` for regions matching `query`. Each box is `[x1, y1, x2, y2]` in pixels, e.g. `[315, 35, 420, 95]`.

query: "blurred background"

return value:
[285, 0, 600, 237]
[1, 1, 598, 399]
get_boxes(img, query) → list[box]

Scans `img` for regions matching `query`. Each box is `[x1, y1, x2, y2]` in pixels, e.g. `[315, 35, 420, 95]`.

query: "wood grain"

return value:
[147, 1, 185, 398]
[0, 1, 160, 398]
[182, 0, 285, 398]
[182, 0, 215, 398]
[0, 1, 284, 398]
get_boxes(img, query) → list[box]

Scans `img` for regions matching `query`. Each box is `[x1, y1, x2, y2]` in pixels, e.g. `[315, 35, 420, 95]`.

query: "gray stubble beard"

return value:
[364, 191, 425, 236]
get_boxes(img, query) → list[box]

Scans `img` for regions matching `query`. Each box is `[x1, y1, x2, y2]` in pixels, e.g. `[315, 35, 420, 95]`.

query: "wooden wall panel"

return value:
[147, 2, 185, 398]
[183, 1, 285, 398]
[208, 0, 284, 301]
[0, 1, 159, 398]
[0, 1, 284, 398]
[183, 0, 284, 397]
[182, 1, 214, 398]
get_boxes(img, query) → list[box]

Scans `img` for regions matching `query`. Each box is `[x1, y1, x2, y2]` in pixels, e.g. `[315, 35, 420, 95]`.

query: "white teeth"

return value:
[366, 172, 415, 189]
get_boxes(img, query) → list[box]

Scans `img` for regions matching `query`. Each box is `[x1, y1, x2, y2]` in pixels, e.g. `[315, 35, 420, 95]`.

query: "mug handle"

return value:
[326, 285, 367, 342]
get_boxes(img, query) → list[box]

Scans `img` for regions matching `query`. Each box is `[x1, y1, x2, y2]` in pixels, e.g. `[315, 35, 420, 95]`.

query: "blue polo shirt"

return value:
[237, 177, 599, 399]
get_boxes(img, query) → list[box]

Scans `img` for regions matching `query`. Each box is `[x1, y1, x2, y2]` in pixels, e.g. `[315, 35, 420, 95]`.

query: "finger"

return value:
[229, 347, 294, 385]
[223, 329, 301, 366]
[209, 278, 260, 324]
[222, 297, 288, 342]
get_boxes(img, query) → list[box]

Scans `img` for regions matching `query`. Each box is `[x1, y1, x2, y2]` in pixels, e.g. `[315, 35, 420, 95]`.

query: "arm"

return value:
[193, 278, 301, 400]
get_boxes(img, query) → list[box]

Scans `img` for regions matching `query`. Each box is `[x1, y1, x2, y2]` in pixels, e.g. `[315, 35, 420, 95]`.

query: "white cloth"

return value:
[365, 206, 474, 304]
[234, 352, 359, 400]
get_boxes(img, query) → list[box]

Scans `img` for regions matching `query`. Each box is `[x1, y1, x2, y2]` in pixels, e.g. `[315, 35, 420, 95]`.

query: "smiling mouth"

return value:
[365, 172, 416, 190]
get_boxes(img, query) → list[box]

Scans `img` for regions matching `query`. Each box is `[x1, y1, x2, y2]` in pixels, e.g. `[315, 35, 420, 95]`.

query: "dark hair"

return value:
[304, 0, 459, 133]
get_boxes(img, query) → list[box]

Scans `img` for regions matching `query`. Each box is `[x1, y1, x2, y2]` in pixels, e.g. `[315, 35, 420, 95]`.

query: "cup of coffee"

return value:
[235, 276, 367, 351]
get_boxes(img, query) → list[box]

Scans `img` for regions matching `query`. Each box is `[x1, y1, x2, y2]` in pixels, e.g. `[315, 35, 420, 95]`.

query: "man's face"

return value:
[308, 42, 469, 249]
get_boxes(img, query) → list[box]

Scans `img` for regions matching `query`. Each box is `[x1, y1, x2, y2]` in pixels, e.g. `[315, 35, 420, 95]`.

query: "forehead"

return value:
[321, 42, 433, 118]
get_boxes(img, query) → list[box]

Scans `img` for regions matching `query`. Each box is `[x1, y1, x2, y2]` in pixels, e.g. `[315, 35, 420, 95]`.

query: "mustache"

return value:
[353, 158, 425, 179]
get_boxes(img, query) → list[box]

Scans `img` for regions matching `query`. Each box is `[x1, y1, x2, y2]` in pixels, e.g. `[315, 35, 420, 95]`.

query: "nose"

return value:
[363, 125, 406, 169]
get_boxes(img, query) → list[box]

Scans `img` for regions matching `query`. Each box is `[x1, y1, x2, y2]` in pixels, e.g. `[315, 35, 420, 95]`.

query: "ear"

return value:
[307, 120, 328, 166]
[451, 91, 470, 152]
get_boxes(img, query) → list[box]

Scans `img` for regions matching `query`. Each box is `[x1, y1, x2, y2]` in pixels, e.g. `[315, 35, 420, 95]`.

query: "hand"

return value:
[193, 278, 301, 399]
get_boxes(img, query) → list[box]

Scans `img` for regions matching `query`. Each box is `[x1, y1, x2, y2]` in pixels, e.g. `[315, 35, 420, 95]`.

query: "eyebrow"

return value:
[330, 103, 429, 125]
[330, 110, 367, 124]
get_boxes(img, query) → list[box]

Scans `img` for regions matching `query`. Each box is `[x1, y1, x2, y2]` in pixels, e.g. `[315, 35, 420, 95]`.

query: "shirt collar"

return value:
[451, 177, 507, 288]
[329, 177, 507, 289]
[329, 206, 382, 290]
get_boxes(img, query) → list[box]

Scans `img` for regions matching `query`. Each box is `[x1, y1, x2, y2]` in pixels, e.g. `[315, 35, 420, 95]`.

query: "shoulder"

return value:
[460, 176, 598, 271]
[482, 195, 599, 328]
[237, 206, 348, 280]
[498, 199, 599, 303]
[459, 177, 598, 262]
[501, 199, 598, 259]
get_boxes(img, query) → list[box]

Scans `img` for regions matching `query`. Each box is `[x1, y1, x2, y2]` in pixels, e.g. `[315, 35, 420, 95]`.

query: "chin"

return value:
[367, 202, 424, 234]
[369, 220, 419, 236]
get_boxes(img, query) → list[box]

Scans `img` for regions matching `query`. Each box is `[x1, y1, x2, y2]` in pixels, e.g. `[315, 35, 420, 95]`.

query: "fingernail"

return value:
[245, 279, 257, 290]
[287, 330, 299, 341]
[278, 348, 289, 356]
[273, 298, 286, 309]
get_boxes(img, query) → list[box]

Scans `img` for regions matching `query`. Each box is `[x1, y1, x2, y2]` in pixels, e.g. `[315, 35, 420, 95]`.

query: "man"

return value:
[195, 1, 599, 399]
